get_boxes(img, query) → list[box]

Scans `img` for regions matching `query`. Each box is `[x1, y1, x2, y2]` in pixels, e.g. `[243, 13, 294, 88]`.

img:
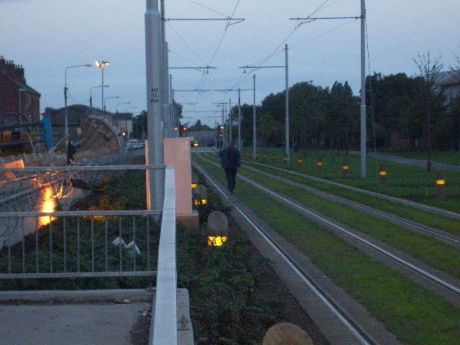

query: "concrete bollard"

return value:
[207, 211, 229, 247]
[263, 323, 313, 345]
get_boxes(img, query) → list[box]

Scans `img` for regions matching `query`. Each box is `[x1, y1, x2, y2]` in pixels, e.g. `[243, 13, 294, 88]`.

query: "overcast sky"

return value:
[1, 0, 459, 125]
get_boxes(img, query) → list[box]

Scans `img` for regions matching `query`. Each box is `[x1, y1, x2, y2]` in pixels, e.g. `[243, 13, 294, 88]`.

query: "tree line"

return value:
[228, 71, 459, 153]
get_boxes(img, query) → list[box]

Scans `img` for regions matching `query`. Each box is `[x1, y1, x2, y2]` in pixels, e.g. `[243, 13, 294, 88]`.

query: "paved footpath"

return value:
[358, 152, 460, 173]
[0, 303, 149, 345]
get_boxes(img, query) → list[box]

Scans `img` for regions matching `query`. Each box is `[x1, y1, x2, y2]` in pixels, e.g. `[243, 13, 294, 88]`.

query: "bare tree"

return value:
[414, 52, 444, 172]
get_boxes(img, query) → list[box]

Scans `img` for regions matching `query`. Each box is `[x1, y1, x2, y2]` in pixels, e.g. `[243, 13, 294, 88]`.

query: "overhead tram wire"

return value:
[195, 0, 242, 99]
[217, 0, 345, 95]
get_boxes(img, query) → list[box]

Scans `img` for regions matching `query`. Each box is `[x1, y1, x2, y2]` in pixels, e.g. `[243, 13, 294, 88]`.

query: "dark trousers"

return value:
[225, 169, 237, 193]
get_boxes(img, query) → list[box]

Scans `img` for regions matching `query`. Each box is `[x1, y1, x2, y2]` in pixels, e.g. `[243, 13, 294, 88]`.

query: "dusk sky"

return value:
[1, 0, 459, 125]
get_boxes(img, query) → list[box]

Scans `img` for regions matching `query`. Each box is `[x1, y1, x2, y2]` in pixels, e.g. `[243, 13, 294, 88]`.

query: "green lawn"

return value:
[194, 155, 460, 345]
[239, 166, 460, 280]
[239, 148, 460, 213]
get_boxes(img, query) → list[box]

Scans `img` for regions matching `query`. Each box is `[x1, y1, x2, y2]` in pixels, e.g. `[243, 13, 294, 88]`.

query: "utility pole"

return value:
[253, 74, 256, 160]
[228, 98, 232, 142]
[360, 0, 367, 178]
[239, 63, 287, 161]
[238, 88, 242, 150]
[285, 44, 290, 163]
[221, 105, 225, 148]
[289, 9, 364, 175]
[160, 0, 168, 138]
[145, 0, 164, 211]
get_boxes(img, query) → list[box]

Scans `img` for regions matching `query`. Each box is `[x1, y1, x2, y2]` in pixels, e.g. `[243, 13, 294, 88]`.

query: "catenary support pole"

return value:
[360, 0, 367, 178]
[221, 105, 225, 149]
[285, 44, 290, 163]
[238, 88, 241, 150]
[229, 98, 232, 142]
[253, 74, 256, 160]
[145, 0, 165, 211]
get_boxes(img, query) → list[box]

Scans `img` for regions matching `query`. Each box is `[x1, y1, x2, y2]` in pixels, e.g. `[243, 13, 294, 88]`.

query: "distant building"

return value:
[187, 130, 216, 147]
[112, 112, 133, 138]
[0, 57, 40, 126]
[435, 70, 460, 106]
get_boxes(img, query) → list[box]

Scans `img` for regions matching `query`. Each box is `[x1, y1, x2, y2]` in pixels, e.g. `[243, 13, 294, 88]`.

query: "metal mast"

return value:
[360, 0, 367, 178]
[145, 0, 164, 211]
[285, 44, 290, 163]
[253, 74, 256, 160]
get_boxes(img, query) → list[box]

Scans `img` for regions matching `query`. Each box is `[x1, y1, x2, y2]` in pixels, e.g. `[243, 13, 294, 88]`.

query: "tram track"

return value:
[192, 160, 382, 345]
[241, 164, 460, 249]
[240, 157, 460, 221]
[198, 155, 460, 301]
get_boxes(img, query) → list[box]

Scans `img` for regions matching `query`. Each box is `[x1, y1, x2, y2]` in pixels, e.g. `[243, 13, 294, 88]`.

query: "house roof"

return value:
[436, 70, 460, 86]
[1, 70, 41, 97]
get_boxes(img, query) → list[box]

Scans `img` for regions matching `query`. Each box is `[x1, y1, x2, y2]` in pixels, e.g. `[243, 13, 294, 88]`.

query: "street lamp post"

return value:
[90, 85, 109, 110]
[95, 60, 110, 111]
[104, 96, 120, 114]
[64, 64, 91, 138]
[116, 102, 131, 113]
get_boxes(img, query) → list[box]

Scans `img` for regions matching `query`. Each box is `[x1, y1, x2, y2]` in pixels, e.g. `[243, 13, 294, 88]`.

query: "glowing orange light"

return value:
[317, 161, 323, 167]
[297, 159, 303, 164]
[436, 179, 446, 186]
[39, 186, 57, 227]
[342, 165, 350, 171]
[201, 199, 207, 206]
[194, 199, 201, 206]
[379, 171, 387, 177]
[191, 183, 198, 190]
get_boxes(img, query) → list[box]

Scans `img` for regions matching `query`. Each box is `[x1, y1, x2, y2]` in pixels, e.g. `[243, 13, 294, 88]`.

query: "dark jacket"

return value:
[220, 147, 241, 170]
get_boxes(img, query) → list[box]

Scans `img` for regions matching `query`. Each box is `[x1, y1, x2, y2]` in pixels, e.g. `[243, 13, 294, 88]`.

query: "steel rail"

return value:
[193, 161, 377, 345]
[243, 165, 460, 247]
[242, 159, 460, 221]
[199, 156, 460, 296]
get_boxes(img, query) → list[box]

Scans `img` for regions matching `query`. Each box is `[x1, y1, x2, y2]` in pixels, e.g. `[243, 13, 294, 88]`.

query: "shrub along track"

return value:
[194, 154, 460, 345]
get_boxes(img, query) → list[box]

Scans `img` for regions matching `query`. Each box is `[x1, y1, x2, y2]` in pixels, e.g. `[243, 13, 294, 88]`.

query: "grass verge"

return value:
[195, 155, 460, 345]
[227, 154, 460, 236]
[241, 148, 460, 213]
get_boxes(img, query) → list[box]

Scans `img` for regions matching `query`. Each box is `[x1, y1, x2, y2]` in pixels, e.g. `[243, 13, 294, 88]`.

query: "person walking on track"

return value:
[219, 140, 241, 194]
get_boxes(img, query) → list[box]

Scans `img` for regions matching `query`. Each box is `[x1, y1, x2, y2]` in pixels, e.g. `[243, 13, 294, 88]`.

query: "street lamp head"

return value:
[95, 60, 110, 68]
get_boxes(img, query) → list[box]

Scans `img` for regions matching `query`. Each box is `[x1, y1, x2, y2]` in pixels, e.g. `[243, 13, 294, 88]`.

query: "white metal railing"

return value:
[151, 166, 177, 345]
[0, 164, 164, 279]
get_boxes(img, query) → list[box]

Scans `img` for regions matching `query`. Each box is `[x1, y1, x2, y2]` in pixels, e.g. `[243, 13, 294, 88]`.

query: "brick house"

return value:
[0, 57, 40, 126]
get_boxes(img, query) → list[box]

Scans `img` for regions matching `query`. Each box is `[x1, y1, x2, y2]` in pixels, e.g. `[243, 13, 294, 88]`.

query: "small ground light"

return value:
[341, 163, 350, 178]
[435, 174, 446, 200]
[193, 185, 208, 208]
[296, 159, 303, 167]
[191, 172, 198, 190]
[379, 164, 387, 185]
[316, 157, 323, 173]
[207, 211, 229, 247]
[272, 155, 277, 161]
